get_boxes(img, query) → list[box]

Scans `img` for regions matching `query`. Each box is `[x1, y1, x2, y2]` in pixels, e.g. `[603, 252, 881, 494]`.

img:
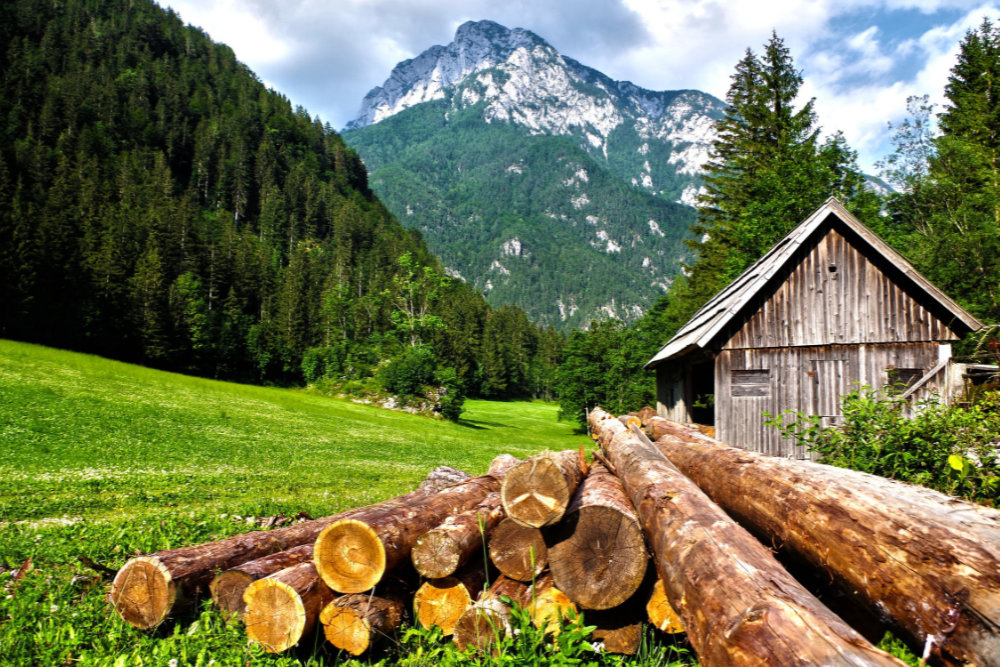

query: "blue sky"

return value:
[160, 0, 1000, 173]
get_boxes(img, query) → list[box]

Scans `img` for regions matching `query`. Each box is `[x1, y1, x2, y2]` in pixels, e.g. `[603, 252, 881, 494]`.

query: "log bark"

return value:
[589, 407, 904, 667]
[411, 492, 504, 579]
[109, 466, 466, 629]
[319, 581, 408, 655]
[210, 543, 313, 618]
[501, 450, 586, 528]
[413, 563, 488, 636]
[526, 572, 577, 635]
[546, 461, 647, 610]
[636, 406, 657, 425]
[649, 415, 1000, 667]
[488, 517, 547, 581]
[243, 562, 335, 653]
[452, 575, 531, 653]
[314, 454, 518, 594]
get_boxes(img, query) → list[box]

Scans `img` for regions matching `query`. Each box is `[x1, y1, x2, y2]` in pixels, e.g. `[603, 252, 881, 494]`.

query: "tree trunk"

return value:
[452, 575, 531, 653]
[589, 607, 644, 655]
[488, 517, 547, 581]
[210, 543, 313, 618]
[413, 562, 488, 636]
[319, 581, 408, 655]
[526, 572, 577, 635]
[636, 406, 657, 424]
[589, 408, 904, 666]
[243, 562, 335, 653]
[411, 492, 504, 579]
[648, 415, 1000, 667]
[110, 465, 466, 629]
[501, 450, 586, 527]
[546, 461, 647, 609]
[314, 454, 518, 594]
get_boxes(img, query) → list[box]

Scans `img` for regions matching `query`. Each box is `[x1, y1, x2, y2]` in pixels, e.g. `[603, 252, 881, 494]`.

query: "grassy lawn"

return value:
[0, 340, 698, 665]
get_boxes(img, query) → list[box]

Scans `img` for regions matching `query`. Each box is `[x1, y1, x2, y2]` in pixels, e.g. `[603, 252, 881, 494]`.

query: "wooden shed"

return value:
[646, 198, 983, 458]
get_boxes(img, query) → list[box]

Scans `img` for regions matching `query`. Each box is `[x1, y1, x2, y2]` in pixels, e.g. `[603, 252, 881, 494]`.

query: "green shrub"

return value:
[379, 346, 438, 396]
[434, 366, 466, 422]
[767, 387, 1000, 505]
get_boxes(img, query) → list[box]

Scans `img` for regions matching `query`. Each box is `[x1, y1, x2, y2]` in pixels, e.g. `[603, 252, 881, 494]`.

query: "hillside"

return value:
[0, 339, 587, 663]
[343, 20, 724, 329]
[0, 0, 550, 398]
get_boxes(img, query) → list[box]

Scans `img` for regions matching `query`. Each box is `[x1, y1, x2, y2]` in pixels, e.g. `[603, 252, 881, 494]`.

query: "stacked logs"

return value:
[108, 409, 1000, 666]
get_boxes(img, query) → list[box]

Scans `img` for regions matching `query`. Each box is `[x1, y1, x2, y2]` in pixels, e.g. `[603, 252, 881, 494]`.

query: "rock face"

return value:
[343, 20, 726, 329]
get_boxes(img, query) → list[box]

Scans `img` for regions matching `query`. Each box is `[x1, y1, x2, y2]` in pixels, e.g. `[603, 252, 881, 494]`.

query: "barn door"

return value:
[811, 359, 845, 428]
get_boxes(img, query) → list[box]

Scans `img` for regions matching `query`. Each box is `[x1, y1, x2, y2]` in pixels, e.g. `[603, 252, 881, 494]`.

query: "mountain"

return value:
[343, 20, 726, 329]
[0, 0, 555, 398]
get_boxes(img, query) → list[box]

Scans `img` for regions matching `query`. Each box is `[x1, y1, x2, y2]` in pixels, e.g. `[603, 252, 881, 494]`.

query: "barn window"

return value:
[731, 369, 770, 397]
[887, 367, 923, 392]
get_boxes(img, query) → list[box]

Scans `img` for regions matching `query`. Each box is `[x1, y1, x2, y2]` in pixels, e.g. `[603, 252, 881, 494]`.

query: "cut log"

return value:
[452, 575, 531, 653]
[109, 465, 465, 629]
[636, 406, 657, 425]
[526, 572, 577, 635]
[618, 414, 642, 430]
[646, 578, 683, 634]
[487, 517, 547, 581]
[546, 461, 647, 609]
[648, 415, 1000, 667]
[589, 407, 905, 667]
[314, 454, 518, 594]
[243, 562, 335, 653]
[210, 543, 314, 618]
[500, 450, 585, 528]
[589, 607, 644, 655]
[319, 581, 407, 655]
[413, 563, 488, 636]
[411, 492, 504, 579]
[418, 466, 472, 492]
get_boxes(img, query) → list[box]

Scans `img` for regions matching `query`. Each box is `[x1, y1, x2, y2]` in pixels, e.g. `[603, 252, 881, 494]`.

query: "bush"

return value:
[434, 366, 466, 422]
[378, 346, 437, 396]
[767, 387, 1000, 505]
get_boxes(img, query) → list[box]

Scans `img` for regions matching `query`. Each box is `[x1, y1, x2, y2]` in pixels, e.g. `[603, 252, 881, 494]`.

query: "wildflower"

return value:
[169, 659, 178, 667]
[49, 604, 58, 613]
[591, 641, 605, 653]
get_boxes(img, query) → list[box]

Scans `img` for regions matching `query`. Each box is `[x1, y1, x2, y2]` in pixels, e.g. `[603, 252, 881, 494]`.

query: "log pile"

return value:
[108, 410, 1000, 666]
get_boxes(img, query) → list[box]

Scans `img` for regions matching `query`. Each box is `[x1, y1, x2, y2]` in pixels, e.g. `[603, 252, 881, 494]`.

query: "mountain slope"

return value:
[343, 20, 724, 328]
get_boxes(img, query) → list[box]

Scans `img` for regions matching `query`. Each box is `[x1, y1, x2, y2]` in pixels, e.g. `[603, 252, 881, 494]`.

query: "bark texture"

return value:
[589, 408, 905, 667]
[649, 415, 1000, 667]
[243, 562, 335, 653]
[314, 455, 517, 594]
[501, 450, 585, 528]
[319, 582, 408, 655]
[452, 575, 531, 653]
[488, 517, 547, 581]
[110, 466, 465, 629]
[413, 564, 488, 636]
[210, 543, 314, 618]
[547, 461, 647, 609]
[411, 492, 504, 579]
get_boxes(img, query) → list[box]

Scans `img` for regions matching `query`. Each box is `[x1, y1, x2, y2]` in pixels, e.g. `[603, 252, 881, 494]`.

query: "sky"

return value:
[159, 0, 1000, 173]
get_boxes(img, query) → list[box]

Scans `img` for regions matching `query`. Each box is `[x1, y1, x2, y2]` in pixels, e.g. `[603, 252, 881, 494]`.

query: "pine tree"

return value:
[674, 33, 878, 330]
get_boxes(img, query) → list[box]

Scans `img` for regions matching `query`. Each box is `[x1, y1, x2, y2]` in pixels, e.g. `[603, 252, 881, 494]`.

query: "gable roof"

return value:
[646, 197, 983, 368]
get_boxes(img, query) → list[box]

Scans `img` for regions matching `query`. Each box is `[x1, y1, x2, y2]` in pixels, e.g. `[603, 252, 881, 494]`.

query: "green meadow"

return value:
[0, 340, 698, 665]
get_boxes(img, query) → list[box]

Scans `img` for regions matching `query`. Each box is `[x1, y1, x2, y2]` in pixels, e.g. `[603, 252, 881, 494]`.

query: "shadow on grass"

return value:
[457, 419, 510, 430]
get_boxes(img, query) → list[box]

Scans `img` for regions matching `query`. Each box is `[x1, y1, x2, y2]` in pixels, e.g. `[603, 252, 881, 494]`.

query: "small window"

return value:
[731, 369, 770, 397]
[887, 367, 923, 392]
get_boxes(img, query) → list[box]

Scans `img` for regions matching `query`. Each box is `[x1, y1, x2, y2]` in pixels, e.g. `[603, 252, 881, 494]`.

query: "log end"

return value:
[109, 556, 176, 630]
[320, 601, 370, 656]
[453, 601, 507, 653]
[243, 578, 307, 653]
[646, 579, 684, 634]
[209, 570, 255, 618]
[411, 531, 461, 580]
[314, 519, 386, 594]
[414, 577, 475, 636]
[488, 518, 547, 582]
[528, 586, 577, 635]
[501, 456, 571, 528]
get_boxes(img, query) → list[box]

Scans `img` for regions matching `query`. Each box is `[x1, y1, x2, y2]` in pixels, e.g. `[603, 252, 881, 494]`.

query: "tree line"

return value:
[0, 0, 560, 416]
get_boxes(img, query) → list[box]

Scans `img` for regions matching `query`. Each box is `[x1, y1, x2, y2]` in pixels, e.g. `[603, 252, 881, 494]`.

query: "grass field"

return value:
[0, 340, 697, 665]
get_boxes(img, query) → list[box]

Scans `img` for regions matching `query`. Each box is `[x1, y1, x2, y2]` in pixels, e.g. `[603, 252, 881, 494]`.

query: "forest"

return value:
[1, 0, 998, 427]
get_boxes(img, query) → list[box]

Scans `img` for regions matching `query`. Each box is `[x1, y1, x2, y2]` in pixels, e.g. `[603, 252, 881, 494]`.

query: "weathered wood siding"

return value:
[655, 364, 688, 422]
[716, 343, 947, 458]
[724, 228, 959, 350]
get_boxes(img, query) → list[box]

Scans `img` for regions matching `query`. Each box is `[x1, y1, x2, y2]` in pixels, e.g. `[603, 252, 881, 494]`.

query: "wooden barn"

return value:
[646, 198, 983, 458]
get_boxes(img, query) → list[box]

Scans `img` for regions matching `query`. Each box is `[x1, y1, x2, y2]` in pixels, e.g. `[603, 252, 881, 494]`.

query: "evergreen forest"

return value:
[0, 0, 560, 410]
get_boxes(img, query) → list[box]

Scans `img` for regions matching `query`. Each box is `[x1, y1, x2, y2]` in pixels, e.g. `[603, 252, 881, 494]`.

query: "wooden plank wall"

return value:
[716, 343, 944, 458]
[724, 228, 958, 350]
